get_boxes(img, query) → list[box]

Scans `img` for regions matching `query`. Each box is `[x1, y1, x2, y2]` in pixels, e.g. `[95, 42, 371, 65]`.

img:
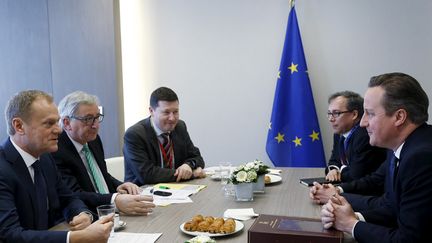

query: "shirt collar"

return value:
[10, 138, 38, 168]
[150, 116, 165, 137]
[66, 132, 85, 153]
[394, 142, 404, 160]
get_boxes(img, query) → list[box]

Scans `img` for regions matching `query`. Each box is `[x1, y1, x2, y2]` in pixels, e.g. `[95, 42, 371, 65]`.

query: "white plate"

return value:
[265, 174, 282, 184]
[210, 174, 222, 180]
[114, 220, 126, 232]
[180, 219, 244, 237]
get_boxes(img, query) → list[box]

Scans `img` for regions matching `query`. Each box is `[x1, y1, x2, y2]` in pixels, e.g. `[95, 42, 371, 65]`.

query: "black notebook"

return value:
[299, 177, 340, 187]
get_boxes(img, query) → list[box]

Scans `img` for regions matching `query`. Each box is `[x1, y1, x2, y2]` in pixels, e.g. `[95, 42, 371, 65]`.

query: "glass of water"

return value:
[219, 162, 234, 197]
[96, 204, 116, 238]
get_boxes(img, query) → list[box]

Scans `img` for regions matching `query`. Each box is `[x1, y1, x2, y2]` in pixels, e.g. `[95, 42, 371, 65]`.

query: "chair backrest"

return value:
[105, 156, 124, 181]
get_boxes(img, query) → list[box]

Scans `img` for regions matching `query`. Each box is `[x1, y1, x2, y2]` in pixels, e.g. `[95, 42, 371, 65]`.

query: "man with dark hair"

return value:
[325, 91, 386, 182]
[123, 87, 205, 185]
[321, 72, 432, 242]
[0, 90, 112, 242]
[52, 91, 155, 215]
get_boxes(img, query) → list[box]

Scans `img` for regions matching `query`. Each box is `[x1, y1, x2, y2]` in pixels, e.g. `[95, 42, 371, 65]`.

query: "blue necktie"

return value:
[33, 160, 48, 229]
[389, 154, 399, 188]
[339, 136, 347, 165]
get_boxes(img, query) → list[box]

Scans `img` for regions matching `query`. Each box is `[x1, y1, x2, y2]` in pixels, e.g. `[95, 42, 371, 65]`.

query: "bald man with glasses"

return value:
[324, 91, 386, 183]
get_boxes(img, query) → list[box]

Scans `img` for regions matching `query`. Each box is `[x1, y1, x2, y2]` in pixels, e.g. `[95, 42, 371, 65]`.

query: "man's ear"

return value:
[394, 109, 407, 127]
[12, 118, 25, 135]
[62, 117, 72, 131]
[149, 106, 154, 116]
[351, 110, 359, 121]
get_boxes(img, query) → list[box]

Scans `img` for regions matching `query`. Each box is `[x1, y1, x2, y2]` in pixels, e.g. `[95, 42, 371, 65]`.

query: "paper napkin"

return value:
[223, 208, 259, 221]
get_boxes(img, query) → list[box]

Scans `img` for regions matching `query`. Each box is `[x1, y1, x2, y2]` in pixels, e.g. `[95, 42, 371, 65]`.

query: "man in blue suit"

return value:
[0, 90, 112, 242]
[321, 73, 432, 242]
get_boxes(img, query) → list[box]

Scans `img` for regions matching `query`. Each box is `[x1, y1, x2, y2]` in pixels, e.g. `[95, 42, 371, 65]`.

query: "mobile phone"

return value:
[153, 190, 172, 196]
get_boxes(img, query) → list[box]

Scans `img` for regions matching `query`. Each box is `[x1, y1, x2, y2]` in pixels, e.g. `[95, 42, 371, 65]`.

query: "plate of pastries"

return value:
[265, 174, 282, 185]
[180, 214, 244, 237]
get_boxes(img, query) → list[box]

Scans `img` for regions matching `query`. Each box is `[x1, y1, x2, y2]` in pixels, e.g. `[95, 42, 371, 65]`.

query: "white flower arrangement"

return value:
[230, 161, 263, 184]
[252, 159, 270, 175]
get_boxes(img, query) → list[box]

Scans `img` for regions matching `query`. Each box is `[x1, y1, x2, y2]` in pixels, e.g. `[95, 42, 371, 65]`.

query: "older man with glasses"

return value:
[324, 91, 386, 183]
[52, 91, 155, 216]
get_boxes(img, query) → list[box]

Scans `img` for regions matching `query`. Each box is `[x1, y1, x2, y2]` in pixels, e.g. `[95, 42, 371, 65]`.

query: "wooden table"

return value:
[119, 168, 323, 242]
[53, 168, 355, 242]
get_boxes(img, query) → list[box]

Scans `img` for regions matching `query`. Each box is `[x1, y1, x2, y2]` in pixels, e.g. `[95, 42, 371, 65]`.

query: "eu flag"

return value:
[266, 6, 326, 167]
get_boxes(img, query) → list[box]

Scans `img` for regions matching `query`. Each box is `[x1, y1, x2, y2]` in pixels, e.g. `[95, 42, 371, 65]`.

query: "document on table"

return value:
[108, 232, 162, 243]
[141, 186, 193, 206]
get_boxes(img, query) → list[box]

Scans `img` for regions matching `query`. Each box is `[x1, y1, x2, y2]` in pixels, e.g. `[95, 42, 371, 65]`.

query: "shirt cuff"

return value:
[66, 231, 70, 243]
[340, 165, 347, 172]
[355, 212, 365, 222]
[337, 186, 344, 194]
[111, 193, 119, 205]
[351, 220, 360, 240]
[328, 165, 340, 171]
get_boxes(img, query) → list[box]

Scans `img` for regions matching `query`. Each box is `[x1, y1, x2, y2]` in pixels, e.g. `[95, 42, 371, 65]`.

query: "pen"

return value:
[159, 186, 170, 189]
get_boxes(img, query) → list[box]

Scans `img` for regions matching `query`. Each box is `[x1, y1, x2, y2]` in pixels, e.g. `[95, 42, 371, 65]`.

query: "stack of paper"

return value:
[141, 183, 206, 206]
[108, 232, 162, 243]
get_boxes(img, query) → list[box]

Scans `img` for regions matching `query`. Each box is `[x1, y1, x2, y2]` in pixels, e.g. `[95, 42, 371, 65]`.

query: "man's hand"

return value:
[309, 182, 338, 205]
[321, 200, 336, 229]
[117, 182, 141, 195]
[192, 167, 206, 178]
[115, 194, 155, 215]
[70, 214, 113, 243]
[328, 194, 359, 233]
[69, 212, 92, 231]
[174, 164, 193, 182]
[326, 169, 341, 182]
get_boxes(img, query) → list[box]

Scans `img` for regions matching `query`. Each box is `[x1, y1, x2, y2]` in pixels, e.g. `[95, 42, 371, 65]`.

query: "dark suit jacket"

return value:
[0, 138, 88, 243]
[353, 123, 432, 242]
[52, 131, 122, 213]
[327, 126, 387, 182]
[123, 117, 205, 185]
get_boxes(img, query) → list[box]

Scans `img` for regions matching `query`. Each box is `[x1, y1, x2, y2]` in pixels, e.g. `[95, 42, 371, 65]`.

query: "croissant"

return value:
[219, 219, 236, 233]
[204, 216, 214, 224]
[208, 219, 224, 233]
[183, 220, 198, 231]
[197, 220, 211, 232]
[192, 214, 204, 223]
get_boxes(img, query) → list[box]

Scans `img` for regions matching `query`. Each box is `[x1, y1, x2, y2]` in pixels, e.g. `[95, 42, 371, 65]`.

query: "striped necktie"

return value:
[82, 144, 107, 193]
[161, 133, 173, 168]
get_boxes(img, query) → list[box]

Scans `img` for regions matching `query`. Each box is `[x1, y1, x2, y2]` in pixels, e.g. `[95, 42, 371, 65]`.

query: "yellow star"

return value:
[288, 62, 298, 74]
[274, 133, 285, 143]
[309, 130, 320, 142]
[292, 136, 302, 147]
[277, 70, 281, 79]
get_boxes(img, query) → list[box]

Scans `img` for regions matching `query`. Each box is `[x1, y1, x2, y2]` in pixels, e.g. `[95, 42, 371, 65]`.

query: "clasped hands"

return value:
[174, 164, 205, 182]
[320, 193, 359, 233]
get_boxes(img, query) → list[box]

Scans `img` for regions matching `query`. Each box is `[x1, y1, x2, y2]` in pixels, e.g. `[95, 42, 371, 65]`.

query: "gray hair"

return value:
[5, 90, 53, 135]
[58, 91, 100, 128]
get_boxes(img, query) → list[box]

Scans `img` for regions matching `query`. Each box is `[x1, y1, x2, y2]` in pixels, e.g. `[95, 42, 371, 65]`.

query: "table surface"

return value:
[53, 168, 355, 242]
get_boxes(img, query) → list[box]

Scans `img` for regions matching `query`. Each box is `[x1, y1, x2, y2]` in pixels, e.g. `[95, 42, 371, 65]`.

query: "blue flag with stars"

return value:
[266, 6, 326, 167]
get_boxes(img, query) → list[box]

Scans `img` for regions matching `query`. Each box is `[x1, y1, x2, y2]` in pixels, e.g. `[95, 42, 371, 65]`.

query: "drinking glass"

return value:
[219, 162, 234, 197]
[96, 204, 116, 238]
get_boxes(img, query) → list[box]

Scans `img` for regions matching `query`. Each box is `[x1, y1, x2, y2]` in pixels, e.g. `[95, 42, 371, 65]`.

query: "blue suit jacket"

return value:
[0, 138, 89, 243]
[123, 117, 205, 185]
[52, 131, 122, 214]
[353, 124, 432, 242]
[327, 126, 387, 182]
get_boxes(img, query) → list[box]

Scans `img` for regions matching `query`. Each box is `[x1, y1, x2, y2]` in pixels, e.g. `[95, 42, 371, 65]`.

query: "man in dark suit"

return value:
[0, 90, 112, 242]
[321, 72, 432, 242]
[124, 87, 205, 185]
[52, 91, 155, 215]
[325, 91, 387, 182]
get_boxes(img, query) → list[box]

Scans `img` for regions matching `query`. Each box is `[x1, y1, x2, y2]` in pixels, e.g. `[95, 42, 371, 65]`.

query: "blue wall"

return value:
[0, 0, 121, 157]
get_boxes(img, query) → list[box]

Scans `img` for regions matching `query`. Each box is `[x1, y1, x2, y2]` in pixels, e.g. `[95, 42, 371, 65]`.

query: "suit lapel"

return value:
[144, 118, 162, 165]
[3, 138, 38, 225]
[60, 132, 96, 192]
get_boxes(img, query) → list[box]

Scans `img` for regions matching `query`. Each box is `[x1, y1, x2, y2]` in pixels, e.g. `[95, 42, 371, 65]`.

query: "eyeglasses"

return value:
[327, 110, 352, 119]
[70, 114, 104, 125]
